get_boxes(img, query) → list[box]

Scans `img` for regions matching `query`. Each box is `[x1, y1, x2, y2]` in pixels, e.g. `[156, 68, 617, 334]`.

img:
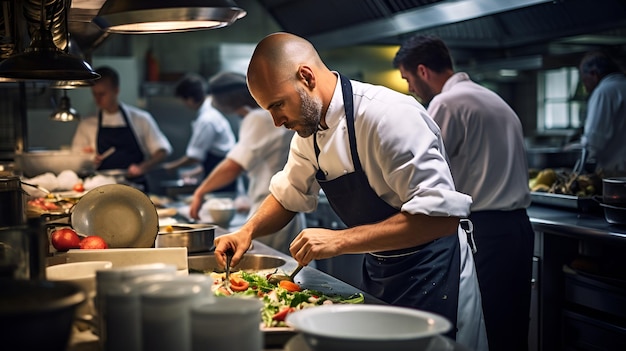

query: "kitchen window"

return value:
[537, 67, 585, 131]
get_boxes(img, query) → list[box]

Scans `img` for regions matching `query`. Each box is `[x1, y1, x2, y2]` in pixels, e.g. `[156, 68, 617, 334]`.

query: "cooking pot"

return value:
[0, 279, 86, 351]
[0, 176, 27, 227]
[603, 177, 626, 206]
[599, 202, 626, 226]
[156, 224, 216, 253]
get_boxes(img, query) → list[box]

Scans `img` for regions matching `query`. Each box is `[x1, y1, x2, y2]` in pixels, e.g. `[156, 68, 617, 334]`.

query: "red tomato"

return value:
[80, 235, 108, 249]
[73, 183, 85, 192]
[272, 307, 295, 321]
[229, 276, 250, 292]
[278, 280, 301, 292]
[51, 228, 81, 251]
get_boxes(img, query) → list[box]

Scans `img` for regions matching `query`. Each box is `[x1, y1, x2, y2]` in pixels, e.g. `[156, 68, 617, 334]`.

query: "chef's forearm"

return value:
[140, 149, 168, 172]
[337, 212, 460, 254]
[244, 194, 297, 239]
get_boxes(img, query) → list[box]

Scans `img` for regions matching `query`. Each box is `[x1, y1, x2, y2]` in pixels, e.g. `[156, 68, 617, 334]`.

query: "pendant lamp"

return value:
[0, 1, 100, 81]
[50, 90, 79, 122]
[93, 0, 246, 34]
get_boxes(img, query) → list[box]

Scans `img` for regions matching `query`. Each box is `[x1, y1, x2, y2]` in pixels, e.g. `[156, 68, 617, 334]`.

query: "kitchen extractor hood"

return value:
[93, 0, 247, 34]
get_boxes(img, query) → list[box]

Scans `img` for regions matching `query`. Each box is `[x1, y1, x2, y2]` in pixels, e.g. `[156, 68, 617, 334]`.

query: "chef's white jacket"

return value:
[186, 97, 235, 161]
[71, 102, 172, 158]
[582, 72, 626, 172]
[428, 72, 531, 212]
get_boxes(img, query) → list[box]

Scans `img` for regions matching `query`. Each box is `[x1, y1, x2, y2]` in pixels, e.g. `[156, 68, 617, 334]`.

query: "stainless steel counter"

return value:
[527, 204, 626, 242]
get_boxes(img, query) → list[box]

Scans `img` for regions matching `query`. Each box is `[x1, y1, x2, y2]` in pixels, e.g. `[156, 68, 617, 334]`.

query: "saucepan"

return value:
[603, 177, 626, 206]
[156, 224, 217, 253]
[48, 184, 159, 248]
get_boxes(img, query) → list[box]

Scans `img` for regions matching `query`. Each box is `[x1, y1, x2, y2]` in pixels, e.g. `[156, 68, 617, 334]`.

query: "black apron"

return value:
[314, 74, 460, 338]
[97, 107, 148, 191]
[202, 151, 237, 193]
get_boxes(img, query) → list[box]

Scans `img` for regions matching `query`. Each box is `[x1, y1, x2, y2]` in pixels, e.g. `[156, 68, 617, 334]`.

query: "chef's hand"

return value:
[189, 193, 203, 220]
[127, 164, 144, 178]
[214, 231, 252, 268]
[290, 228, 343, 266]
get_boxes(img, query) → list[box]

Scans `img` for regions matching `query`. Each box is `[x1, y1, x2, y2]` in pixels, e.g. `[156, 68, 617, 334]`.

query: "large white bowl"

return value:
[285, 304, 452, 351]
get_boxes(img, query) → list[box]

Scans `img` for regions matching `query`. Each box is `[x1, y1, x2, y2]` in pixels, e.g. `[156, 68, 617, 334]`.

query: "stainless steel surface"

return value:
[93, 0, 247, 34]
[155, 224, 216, 253]
[599, 203, 626, 226]
[15, 150, 95, 178]
[188, 253, 287, 273]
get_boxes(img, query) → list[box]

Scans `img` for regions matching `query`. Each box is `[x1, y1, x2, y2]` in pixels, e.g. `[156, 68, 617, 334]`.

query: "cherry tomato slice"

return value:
[229, 275, 250, 292]
[278, 280, 301, 292]
[272, 307, 295, 321]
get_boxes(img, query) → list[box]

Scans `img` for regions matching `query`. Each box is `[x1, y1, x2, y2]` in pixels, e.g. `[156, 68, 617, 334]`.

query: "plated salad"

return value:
[208, 270, 364, 328]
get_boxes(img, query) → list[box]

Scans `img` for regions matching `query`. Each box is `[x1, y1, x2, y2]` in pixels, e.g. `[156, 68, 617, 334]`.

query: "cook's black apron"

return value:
[97, 107, 148, 191]
[202, 151, 237, 193]
[314, 74, 460, 338]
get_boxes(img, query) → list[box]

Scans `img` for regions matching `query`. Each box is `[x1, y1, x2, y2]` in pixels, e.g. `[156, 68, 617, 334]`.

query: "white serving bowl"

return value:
[46, 261, 113, 317]
[285, 304, 452, 351]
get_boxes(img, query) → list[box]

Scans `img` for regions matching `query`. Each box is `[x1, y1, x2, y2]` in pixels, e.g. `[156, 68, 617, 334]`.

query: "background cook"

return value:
[71, 66, 172, 191]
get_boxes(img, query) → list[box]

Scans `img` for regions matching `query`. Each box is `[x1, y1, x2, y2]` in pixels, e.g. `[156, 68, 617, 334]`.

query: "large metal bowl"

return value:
[188, 254, 287, 273]
[156, 224, 216, 253]
[15, 150, 95, 177]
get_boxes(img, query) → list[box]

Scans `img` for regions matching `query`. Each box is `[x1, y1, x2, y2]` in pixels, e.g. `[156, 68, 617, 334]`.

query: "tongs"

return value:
[268, 264, 304, 285]
[566, 148, 587, 189]
[223, 248, 234, 293]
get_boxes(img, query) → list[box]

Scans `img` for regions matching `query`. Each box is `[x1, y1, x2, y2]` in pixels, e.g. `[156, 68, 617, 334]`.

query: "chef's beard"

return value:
[296, 86, 323, 138]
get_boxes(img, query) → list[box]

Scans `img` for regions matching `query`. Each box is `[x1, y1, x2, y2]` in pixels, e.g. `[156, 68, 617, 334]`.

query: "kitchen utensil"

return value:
[187, 254, 286, 274]
[14, 150, 95, 178]
[0, 279, 86, 351]
[156, 224, 216, 253]
[0, 175, 26, 227]
[599, 202, 626, 226]
[70, 184, 159, 248]
[100, 147, 116, 161]
[602, 177, 626, 206]
[285, 304, 452, 351]
[224, 248, 234, 291]
[268, 264, 304, 285]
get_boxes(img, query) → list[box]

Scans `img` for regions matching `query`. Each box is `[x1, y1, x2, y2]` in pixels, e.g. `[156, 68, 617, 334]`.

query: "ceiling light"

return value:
[93, 0, 247, 34]
[0, 2, 100, 81]
[50, 90, 79, 122]
[50, 80, 95, 89]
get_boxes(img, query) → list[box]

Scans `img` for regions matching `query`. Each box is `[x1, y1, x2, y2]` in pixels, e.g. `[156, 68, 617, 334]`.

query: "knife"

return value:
[100, 147, 116, 161]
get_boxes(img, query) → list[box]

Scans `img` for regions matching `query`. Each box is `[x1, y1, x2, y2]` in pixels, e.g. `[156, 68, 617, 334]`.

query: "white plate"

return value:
[71, 184, 158, 248]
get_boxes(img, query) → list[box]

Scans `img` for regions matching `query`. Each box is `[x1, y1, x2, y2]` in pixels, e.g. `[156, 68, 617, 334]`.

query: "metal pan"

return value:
[69, 184, 159, 248]
[156, 224, 216, 253]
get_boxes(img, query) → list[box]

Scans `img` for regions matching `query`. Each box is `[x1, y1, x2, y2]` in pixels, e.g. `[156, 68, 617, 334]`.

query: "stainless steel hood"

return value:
[256, 0, 626, 64]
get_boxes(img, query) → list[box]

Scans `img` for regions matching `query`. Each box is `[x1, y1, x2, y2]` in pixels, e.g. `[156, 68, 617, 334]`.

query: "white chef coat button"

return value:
[324, 170, 329, 176]
[343, 170, 348, 174]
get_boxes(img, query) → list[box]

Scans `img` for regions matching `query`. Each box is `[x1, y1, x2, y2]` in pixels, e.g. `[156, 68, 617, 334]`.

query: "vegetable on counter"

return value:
[207, 270, 365, 328]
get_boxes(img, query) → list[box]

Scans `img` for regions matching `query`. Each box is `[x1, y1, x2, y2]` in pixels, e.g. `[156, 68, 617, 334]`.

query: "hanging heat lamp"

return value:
[50, 90, 79, 122]
[0, 0, 100, 81]
[93, 0, 246, 34]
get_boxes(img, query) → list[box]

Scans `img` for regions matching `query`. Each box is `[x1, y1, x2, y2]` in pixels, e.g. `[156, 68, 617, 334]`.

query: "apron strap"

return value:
[460, 219, 477, 254]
